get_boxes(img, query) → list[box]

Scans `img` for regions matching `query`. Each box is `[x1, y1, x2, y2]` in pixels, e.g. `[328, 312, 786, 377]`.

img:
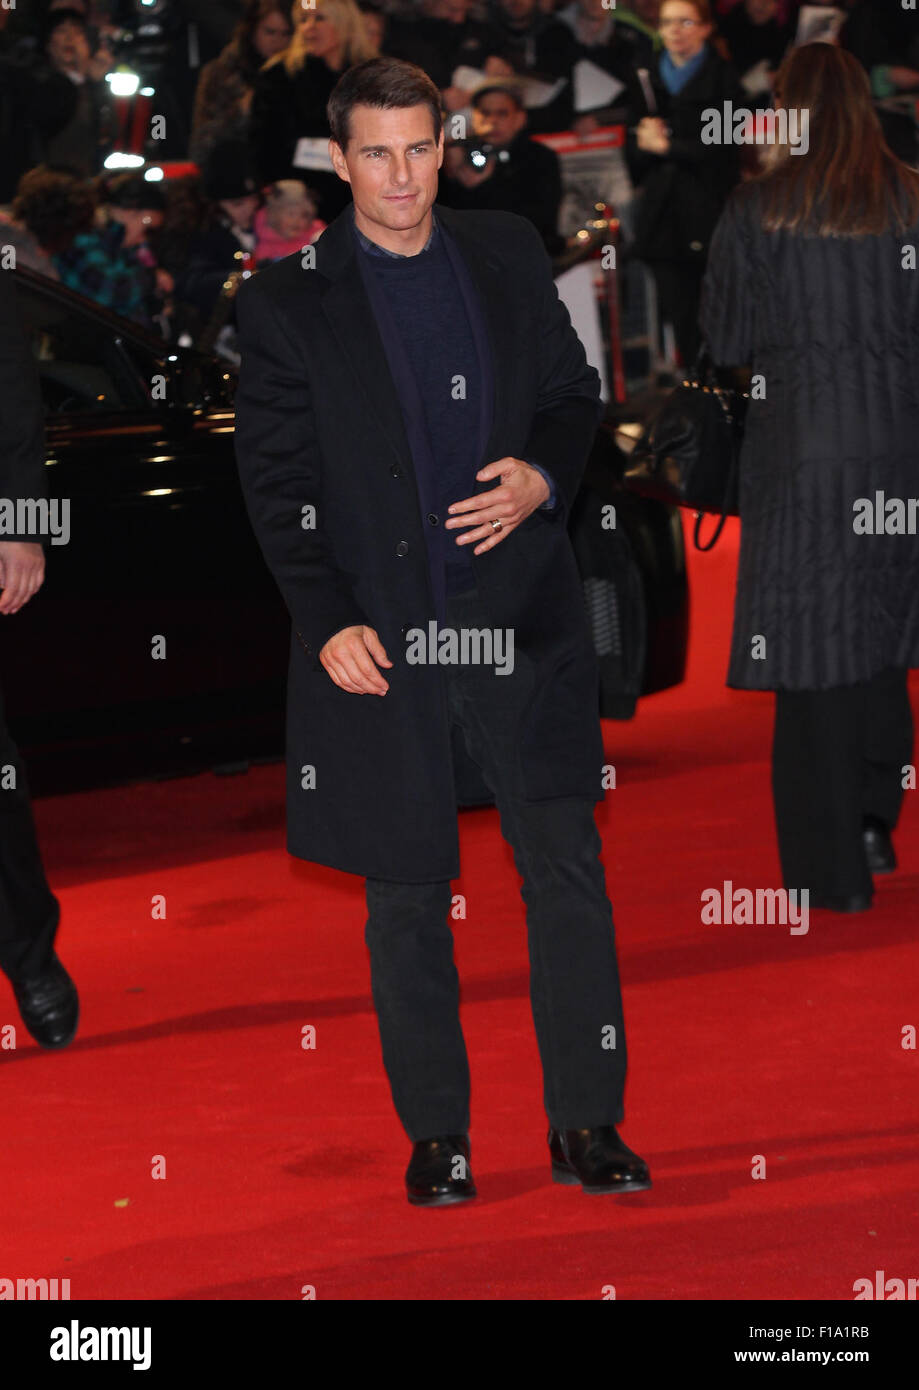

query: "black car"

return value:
[1, 265, 687, 795]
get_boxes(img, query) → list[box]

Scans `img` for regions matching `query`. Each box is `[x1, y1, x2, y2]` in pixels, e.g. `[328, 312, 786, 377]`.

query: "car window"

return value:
[15, 278, 146, 415]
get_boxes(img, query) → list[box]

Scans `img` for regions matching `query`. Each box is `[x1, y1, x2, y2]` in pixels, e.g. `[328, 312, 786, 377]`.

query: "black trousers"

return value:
[0, 682, 59, 984]
[772, 667, 914, 900]
[651, 260, 705, 368]
[364, 589, 628, 1142]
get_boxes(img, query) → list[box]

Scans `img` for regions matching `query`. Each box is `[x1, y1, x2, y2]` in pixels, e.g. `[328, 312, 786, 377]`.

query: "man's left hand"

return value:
[446, 457, 551, 555]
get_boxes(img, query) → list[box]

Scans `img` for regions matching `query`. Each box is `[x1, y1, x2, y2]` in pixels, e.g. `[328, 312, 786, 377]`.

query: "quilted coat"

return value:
[700, 180, 919, 691]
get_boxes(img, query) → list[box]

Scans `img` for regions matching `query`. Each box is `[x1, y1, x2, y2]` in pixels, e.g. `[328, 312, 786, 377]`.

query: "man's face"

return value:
[330, 103, 443, 237]
[745, 0, 777, 21]
[48, 20, 91, 72]
[473, 94, 526, 148]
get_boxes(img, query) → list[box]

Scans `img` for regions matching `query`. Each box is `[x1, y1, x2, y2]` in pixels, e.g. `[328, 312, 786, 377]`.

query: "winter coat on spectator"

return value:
[190, 43, 254, 166]
[483, 4, 581, 133]
[53, 218, 158, 327]
[30, 65, 112, 179]
[385, 14, 508, 91]
[249, 55, 351, 222]
[625, 42, 745, 266]
[176, 217, 256, 321]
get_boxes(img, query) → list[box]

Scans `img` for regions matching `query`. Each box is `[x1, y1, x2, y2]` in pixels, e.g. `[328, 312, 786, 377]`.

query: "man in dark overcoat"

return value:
[0, 269, 79, 1049]
[233, 56, 650, 1204]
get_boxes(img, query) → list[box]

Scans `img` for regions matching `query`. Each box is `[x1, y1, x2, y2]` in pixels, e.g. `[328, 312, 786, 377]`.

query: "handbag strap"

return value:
[692, 413, 740, 552]
[690, 343, 717, 387]
[690, 335, 744, 552]
[693, 506, 729, 552]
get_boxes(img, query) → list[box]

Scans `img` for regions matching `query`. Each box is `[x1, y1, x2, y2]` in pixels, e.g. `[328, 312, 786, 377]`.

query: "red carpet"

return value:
[4, 516, 918, 1300]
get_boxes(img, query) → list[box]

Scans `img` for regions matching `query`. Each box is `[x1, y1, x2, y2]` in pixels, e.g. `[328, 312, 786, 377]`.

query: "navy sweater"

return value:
[363, 222, 479, 596]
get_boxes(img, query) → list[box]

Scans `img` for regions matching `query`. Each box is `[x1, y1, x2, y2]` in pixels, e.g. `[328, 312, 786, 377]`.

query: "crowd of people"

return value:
[1, 0, 917, 353]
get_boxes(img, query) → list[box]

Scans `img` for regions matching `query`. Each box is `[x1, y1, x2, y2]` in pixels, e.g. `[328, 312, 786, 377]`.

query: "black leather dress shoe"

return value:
[863, 816, 896, 874]
[810, 892, 873, 913]
[405, 1134, 476, 1206]
[11, 955, 79, 1049]
[549, 1126, 651, 1194]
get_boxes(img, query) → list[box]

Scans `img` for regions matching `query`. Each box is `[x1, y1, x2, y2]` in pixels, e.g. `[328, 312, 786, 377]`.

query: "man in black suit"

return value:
[0, 269, 79, 1049]
[233, 56, 649, 1205]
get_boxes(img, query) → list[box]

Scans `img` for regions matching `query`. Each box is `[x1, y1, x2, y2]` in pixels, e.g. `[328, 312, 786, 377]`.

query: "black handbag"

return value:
[623, 352, 748, 551]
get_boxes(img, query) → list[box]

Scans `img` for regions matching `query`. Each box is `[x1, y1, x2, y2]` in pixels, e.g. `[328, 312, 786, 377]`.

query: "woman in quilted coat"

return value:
[700, 42, 919, 912]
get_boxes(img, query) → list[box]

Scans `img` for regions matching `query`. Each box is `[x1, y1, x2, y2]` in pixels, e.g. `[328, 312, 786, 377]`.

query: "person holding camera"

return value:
[439, 79, 564, 255]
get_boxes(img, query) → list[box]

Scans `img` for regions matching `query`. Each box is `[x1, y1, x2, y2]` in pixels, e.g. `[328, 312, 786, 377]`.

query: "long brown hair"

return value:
[758, 43, 919, 237]
[228, 0, 293, 76]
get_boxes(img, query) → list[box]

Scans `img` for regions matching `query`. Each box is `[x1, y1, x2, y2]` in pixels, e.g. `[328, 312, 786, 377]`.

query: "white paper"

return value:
[795, 6, 845, 46]
[451, 64, 487, 92]
[292, 136, 334, 173]
[572, 59, 625, 114]
[522, 74, 567, 109]
[450, 62, 565, 112]
[554, 260, 609, 402]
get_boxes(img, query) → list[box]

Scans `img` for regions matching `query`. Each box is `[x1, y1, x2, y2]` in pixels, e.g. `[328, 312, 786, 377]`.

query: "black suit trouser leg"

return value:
[364, 591, 627, 1140]
[652, 261, 704, 368]
[771, 667, 913, 899]
[0, 683, 59, 984]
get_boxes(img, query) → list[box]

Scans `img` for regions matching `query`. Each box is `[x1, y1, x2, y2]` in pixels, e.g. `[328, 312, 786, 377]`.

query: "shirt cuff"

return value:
[525, 460, 557, 511]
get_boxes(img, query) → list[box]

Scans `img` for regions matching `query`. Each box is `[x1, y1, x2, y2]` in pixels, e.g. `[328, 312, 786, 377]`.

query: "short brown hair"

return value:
[12, 165, 95, 253]
[327, 56, 443, 152]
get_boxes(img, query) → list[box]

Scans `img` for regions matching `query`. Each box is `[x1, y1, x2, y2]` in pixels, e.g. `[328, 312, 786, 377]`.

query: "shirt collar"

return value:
[352, 205, 438, 258]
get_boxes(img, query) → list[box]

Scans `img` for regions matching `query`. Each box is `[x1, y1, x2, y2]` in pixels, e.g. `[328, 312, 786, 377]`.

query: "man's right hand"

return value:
[319, 625, 392, 695]
[0, 541, 45, 615]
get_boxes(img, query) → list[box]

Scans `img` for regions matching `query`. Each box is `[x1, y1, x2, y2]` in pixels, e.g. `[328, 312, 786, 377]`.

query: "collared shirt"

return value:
[352, 208, 438, 259]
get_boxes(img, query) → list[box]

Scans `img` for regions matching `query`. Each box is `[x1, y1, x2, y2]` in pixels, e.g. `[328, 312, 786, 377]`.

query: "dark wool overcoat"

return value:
[625, 45, 745, 266]
[700, 181, 919, 692]
[233, 202, 605, 882]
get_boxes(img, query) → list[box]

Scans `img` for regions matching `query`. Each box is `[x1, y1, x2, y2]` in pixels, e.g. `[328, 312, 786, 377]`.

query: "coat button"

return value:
[395, 540, 409, 556]
[390, 464, 403, 478]
[427, 512, 439, 526]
